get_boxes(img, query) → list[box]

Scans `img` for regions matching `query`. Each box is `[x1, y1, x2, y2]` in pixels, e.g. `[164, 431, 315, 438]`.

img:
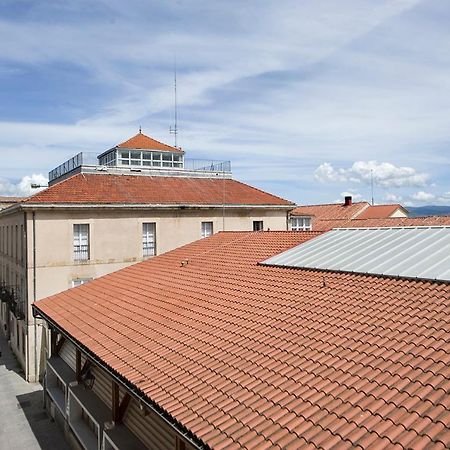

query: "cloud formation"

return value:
[0, 0, 449, 206]
[314, 161, 428, 188]
[0, 174, 48, 197]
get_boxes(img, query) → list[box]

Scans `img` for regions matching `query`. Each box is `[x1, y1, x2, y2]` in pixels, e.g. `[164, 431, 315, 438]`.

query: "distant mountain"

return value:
[408, 205, 450, 217]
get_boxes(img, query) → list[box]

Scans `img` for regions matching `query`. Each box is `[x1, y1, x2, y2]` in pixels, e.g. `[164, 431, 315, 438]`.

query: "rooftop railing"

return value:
[49, 152, 231, 182]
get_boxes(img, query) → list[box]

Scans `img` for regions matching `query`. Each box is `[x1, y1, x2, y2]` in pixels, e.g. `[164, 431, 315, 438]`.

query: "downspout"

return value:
[24, 211, 29, 380]
[33, 211, 37, 382]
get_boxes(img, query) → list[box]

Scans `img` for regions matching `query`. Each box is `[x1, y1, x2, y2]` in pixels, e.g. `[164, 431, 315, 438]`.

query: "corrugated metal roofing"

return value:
[263, 226, 450, 282]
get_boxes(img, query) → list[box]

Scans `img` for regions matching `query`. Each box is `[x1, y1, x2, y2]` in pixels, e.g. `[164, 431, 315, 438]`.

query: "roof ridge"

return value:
[294, 201, 369, 208]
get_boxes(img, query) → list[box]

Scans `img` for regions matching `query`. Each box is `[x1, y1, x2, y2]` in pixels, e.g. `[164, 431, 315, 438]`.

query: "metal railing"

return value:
[74, 245, 89, 261]
[49, 152, 231, 182]
[49, 152, 98, 182]
[0, 283, 26, 319]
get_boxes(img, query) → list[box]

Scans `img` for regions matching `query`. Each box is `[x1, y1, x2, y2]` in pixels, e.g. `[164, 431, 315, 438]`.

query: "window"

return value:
[73, 224, 89, 261]
[291, 217, 312, 231]
[72, 278, 93, 288]
[253, 221, 264, 231]
[143, 223, 156, 257]
[201, 222, 213, 238]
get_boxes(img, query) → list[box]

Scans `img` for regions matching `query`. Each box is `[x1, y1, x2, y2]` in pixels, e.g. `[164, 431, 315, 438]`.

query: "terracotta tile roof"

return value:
[23, 173, 294, 206]
[0, 196, 23, 202]
[291, 202, 369, 220]
[34, 231, 450, 449]
[116, 132, 182, 153]
[357, 204, 406, 220]
[314, 216, 450, 231]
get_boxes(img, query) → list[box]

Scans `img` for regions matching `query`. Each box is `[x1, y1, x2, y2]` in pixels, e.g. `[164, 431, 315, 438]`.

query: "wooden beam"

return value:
[55, 336, 65, 355]
[50, 329, 57, 355]
[176, 437, 186, 450]
[112, 381, 120, 423]
[75, 348, 81, 383]
[117, 393, 131, 423]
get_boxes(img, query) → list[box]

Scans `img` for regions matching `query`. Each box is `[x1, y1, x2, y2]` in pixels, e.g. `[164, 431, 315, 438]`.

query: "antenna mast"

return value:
[169, 60, 178, 148]
[370, 169, 374, 205]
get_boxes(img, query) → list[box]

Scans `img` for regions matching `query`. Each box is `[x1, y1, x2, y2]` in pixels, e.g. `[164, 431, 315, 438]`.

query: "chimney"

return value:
[344, 196, 352, 206]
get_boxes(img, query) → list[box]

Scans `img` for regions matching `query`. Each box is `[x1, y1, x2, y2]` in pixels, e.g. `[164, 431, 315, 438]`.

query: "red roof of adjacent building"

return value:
[357, 204, 406, 220]
[34, 231, 450, 449]
[291, 202, 369, 220]
[24, 173, 294, 206]
[313, 215, 450, 231]
[116, 132, 183, 153]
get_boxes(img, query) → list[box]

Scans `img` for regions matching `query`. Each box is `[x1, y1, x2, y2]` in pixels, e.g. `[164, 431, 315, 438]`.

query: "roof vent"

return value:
[344, 196, 352, 206]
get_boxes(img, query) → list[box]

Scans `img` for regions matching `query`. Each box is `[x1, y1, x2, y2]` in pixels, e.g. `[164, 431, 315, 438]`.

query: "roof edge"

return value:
[20, 203, 295, 209]
[32, 305, 206, 450]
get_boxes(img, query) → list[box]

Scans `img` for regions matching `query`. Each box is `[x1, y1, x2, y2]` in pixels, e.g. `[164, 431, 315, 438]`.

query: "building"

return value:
[0, 196, 22, 210]
[33, 228, 450, 449]
[289, 195, 408, 231]
[0, 131, 295, 382]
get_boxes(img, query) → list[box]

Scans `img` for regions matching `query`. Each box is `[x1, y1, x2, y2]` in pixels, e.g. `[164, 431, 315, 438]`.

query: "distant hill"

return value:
[408, 205, 450, 217]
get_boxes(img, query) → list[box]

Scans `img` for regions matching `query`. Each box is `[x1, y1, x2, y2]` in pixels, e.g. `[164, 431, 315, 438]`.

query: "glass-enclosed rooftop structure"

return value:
[97, 132, 185, 169]
[48, 131, 232, 185]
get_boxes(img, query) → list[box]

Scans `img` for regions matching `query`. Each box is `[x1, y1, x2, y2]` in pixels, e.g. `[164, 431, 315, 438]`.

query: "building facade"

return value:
[289, 195, 408, 231]
[0, 132, 294, 382]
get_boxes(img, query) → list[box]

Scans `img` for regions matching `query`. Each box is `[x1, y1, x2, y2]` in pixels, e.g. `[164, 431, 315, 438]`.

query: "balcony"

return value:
[46, 357, 76, 417]
[68, 384, 111, 450]
[0, 284, 25, 320]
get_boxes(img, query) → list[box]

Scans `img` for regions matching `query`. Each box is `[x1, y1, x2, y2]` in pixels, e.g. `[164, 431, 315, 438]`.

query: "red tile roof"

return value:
[35, 231, 450, 449]
[116, 132, 182, 153]
[24, 173, 294, 206]
[0, 196, 23, 202]
[291, 202, 369, 220]
[314, 215, 450, 231]
[357, 204, 406, 220]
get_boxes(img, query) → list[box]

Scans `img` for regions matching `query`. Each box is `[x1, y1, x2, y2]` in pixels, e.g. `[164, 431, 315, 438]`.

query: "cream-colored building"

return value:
[0, 132, 294, 381]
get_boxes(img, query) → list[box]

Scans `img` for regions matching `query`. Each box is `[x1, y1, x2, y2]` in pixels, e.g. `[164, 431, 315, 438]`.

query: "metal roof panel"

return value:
[262, 227, 450, 282]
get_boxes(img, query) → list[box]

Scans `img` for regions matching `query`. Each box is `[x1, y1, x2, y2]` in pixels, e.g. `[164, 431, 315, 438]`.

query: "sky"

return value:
[0, 0, 449, 206]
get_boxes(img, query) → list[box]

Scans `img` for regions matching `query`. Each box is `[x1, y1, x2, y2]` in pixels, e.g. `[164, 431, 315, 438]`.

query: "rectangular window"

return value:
[201, 222, 213, 238]
[142, 223, 156, 257]
[253, 221, 264, 232]
[291, 217, 312, 231]
[73, 224, 89, 261]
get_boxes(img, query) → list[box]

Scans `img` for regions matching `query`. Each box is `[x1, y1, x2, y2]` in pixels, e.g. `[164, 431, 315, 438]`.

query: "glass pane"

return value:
[142, 152, 152, 160]
[162, 153, 172, 161]
[131, 151, 141, 159]
[173, 155, 181, 162]
[120, 151, 129, 158]
[152, 153, 161, 161]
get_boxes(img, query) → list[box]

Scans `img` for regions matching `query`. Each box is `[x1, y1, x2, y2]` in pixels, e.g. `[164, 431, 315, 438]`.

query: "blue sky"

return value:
[0, 0, 449, 206]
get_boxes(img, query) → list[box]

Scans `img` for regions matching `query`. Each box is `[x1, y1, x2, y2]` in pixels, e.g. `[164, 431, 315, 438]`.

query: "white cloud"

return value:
[314, 161, 428, 188]
[0, 174, 48, 197]
[384, 193, 402, 202]
[410, 191, 435, 202]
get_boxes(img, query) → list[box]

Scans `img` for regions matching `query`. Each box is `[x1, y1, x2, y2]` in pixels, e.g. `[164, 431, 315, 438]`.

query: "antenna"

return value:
[169, 59, 178, 148]
[370, 169, 374, 205]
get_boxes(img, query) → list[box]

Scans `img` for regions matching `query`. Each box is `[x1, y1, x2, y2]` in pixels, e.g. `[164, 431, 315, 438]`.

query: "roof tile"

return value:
[34, 231, 450, 449]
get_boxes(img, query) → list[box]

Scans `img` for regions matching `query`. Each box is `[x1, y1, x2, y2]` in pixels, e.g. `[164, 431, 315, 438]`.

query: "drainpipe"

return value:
[32, 211, 37, 382]
[24, 211, 29, 380]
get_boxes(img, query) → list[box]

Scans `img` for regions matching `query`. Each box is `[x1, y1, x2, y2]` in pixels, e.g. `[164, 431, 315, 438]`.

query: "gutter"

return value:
[32, 305, 207, 450]
[20, 203, 295, 211]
